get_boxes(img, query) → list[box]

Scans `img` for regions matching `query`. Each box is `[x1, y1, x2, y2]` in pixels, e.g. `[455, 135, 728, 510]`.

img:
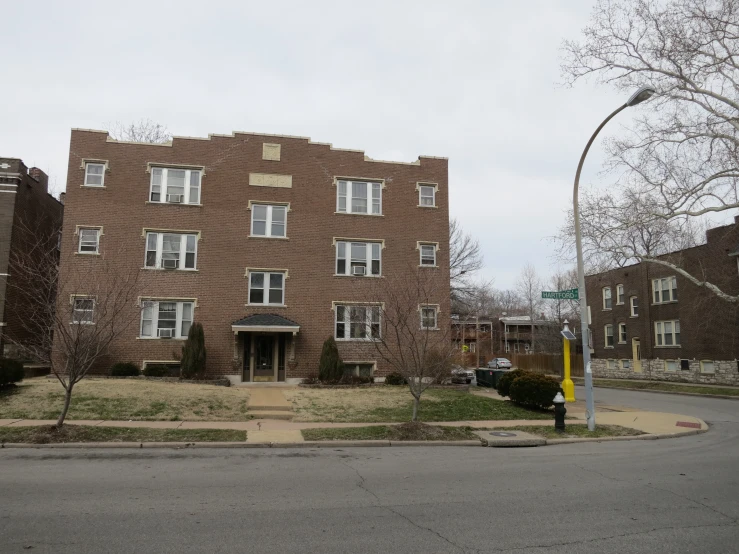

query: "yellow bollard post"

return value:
[562, 336, 576, 402]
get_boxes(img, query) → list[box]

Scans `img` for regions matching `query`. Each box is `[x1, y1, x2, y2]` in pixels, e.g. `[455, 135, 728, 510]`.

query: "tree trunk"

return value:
[411, 395, 420, 422]
[56, 386, 73, 428]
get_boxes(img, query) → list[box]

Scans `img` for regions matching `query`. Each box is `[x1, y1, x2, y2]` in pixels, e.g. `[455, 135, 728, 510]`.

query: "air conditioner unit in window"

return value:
[167, 194, 183, 203]
[352, 266, 366, 276]
[162, 259, 178, 269]
[158, 328, 174, 338]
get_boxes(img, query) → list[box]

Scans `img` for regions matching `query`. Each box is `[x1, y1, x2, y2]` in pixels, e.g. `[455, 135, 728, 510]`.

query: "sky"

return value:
[2, 0, 635, 290]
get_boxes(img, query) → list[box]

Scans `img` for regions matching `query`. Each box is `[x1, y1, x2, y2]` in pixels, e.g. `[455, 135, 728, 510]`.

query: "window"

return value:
[140, 300, 193, 339]
[72, 298, 94, 324]
[336, 180, 382, 215]
[248, 272, 285, 305]
[616, 284, 624, 305]
[606, 359, 617, 369]
[602, 287, 612, 310]
[149, 167, 202, 205]
[604, 324, 614, 347]
[251, 204, 287, 238]
[78, 228, 100, 254]
[418, 185, 436, 207]
[655, 320, 681, 347]
[336, 241, 381, 276]
[335, 305, 381, 340]
[630, 296, 638, 317]
[84, 163, 105, 187]
[653, 277, 678, 304]
[421, 306, 439, 329]
[344, 363, 374, 378]
[144, 232, 198, 270]
[701, 360, 715, 374]
[620, 359, 631, 369]
[618, 323, 627, 344]
[419, 244, 437, 266]
[665, 359, 678, 371]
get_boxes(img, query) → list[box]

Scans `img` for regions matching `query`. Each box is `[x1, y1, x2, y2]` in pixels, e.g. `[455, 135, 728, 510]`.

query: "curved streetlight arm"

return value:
[574, 102, 627, 432]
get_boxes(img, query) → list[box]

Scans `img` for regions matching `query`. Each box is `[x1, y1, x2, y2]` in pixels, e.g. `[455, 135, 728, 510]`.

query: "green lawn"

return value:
[577, 378, 739, 397]
[0, 425, 246, 444]
[495, 424, 644, 439]
[302, 423, 481, 441]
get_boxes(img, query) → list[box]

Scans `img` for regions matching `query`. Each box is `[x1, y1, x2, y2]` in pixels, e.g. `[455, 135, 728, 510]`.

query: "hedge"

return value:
[110, 362, 140, 377]
[496, 369, 529, 398]
[508, 373, 561, 410]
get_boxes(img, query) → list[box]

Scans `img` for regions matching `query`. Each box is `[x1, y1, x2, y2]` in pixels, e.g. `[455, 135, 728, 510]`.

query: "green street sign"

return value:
[542, 289, 579, 300]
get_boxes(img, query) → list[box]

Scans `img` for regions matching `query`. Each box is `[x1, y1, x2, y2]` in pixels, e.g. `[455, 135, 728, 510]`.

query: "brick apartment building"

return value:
[0, 158, 64, 358]
[585, 217, 739, 385]
[58, 129, 450, 382]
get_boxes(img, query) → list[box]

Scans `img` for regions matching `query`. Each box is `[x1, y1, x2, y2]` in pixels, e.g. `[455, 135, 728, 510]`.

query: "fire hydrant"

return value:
[553, 391, 566, 433]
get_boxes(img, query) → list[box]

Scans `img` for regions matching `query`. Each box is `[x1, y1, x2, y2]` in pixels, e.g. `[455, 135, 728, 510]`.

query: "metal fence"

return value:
[510, 353, 584, 378]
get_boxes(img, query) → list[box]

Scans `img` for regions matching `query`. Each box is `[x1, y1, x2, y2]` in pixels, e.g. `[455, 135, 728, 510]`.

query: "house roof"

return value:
[231, 314, 300, 332]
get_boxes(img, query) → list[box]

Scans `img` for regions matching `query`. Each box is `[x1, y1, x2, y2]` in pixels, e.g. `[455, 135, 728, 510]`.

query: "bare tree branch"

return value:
[104, 119, 172, 144]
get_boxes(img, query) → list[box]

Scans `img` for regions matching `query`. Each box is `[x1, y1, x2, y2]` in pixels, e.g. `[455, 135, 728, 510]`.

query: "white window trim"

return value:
[144, 232, 199, 271]
[417, 241, 439, 267]
[664, 359, 679, 372]
[343, 361, 377, 377]
[148, 166, 203, 205]
[606, 359, 617, 369]
[77, 227, 102, 255]
[602, 287, 612, 310]
[247, 271, 286, 306]
[630, 296, 638, 317]
[416, 182, 438, 208]
[71, 296, 95, 325]
[420, 304, 440, 330]
[139, 300, 195, 340]
[604, 324, 614, 348]
[620, 359, 631, 369]
[618, 323, 627, 344]
[335, 240, 382, 277]
[700, 360, 715, 374]
[83, 162, 106, 188]
[335, 178, 383, 215]
[616, 284, 624, 305]
[652, 276, 678, 304]
[249, 203, 288, 239]
[334, 303, 382, 341]
[654, 320, 681, 347]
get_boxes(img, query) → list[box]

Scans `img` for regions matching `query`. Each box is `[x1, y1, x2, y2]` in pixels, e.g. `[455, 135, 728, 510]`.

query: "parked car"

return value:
[450, 365, 475, 384]
[487, 358, 512, 369]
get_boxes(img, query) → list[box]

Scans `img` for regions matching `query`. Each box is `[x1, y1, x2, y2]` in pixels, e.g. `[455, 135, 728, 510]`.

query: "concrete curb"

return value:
[573, 381, 739, 400]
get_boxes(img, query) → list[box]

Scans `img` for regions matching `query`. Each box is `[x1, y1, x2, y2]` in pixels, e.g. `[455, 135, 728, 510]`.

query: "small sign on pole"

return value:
[541, 288, 579, 300]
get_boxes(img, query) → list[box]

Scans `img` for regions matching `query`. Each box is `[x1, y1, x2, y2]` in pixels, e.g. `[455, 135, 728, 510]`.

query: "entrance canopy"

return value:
[231, 314, 300, 334]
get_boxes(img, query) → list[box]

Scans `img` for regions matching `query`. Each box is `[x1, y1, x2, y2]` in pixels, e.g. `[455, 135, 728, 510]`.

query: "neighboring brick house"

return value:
[0, 158, 64, 358]
[57, 129, 450, 382]
[585, 217, 739, 385]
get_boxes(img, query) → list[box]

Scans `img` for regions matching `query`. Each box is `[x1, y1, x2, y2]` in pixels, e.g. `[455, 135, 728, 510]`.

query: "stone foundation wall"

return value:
[591, 359, 739, 386]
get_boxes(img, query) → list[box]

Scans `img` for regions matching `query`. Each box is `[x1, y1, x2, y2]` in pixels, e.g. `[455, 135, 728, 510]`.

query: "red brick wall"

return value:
[58, 130, 450, 378]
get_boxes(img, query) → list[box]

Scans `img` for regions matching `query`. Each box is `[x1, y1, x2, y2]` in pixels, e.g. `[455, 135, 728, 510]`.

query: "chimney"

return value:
[28, 167, 49, 193]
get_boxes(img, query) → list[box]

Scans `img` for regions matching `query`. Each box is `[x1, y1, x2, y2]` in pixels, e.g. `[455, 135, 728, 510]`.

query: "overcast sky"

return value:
[2, 0, 636, 290]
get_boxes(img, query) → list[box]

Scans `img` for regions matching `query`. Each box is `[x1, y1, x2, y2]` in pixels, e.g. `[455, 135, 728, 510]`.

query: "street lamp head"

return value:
[626, 85, 656, 107]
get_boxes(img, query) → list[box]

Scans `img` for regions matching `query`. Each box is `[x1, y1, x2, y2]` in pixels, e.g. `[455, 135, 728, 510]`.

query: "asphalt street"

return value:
[1, 387, 737, 554]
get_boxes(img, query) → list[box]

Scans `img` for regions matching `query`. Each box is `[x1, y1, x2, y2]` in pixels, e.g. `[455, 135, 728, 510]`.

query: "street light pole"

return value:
[574, 86, 656, 432]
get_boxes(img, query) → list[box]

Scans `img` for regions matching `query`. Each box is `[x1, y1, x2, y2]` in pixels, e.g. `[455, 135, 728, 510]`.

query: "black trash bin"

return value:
[476, 369, 496, 388]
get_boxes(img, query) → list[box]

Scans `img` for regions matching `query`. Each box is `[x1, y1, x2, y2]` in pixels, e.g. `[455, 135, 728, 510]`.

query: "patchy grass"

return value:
[302, 423, 481, 441]
[494, 424, 644, 439]
[0, 425, 246, 444]
[285, 387, 553, 423]
[0, 378, 250, 421]
[579, 378, 739, 397]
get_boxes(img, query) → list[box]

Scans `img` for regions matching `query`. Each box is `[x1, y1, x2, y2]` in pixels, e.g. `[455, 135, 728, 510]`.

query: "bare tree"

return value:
[561, 0, 739, 302]
[105, 119, 172, 144]
[362, 267, 455, 421]
[450, 218, 484, 302]
[515, 264, 544, 353]
[7, 223, 141, 427]
[545, 268, 580, 326]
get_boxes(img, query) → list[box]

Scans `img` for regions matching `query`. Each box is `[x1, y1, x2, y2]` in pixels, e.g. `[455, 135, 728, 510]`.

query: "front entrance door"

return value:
[253, 335, 275, 382]
[632, 338, 642, 373]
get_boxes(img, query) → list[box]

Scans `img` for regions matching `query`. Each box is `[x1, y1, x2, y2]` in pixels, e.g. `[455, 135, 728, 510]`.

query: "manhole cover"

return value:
[489, 432, 517, 437]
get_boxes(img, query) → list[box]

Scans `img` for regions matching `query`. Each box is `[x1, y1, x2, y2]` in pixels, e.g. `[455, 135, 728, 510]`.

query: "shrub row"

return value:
[496, 369, 561, 410]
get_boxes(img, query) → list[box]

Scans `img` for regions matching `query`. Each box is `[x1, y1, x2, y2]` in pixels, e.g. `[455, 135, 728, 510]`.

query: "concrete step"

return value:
[247, 404, 293, 412]
[247, 410, 295, 421]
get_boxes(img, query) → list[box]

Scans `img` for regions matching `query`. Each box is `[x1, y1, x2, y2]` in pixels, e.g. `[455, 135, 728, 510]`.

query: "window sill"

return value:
[652, 301, 678, 306]
[654, 345, 681, 348]
[333, 274, 383, 278]
[70, 322, 95, 326]
[604, 346, 614, 349]
[630, 315, 639, 318]
[419, 265, 439, 268]
[137, 337, 186, 341]
[417, 205, 438, 209]
[421, 328, 441, 331]
[618, 341, 627, 345]
[334, 212, 384, 217]
[335, 338, 381, 343]
[602, 308, 612, 311]
[145, 201, 202, 207]
[142, 267, 199, 272]
[615, 302, 624, 306]
[245, 304, 287, 308]
[247, 235, 289, 240]
[75, 252, 101, 256]
[80, 185, 106, 189]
